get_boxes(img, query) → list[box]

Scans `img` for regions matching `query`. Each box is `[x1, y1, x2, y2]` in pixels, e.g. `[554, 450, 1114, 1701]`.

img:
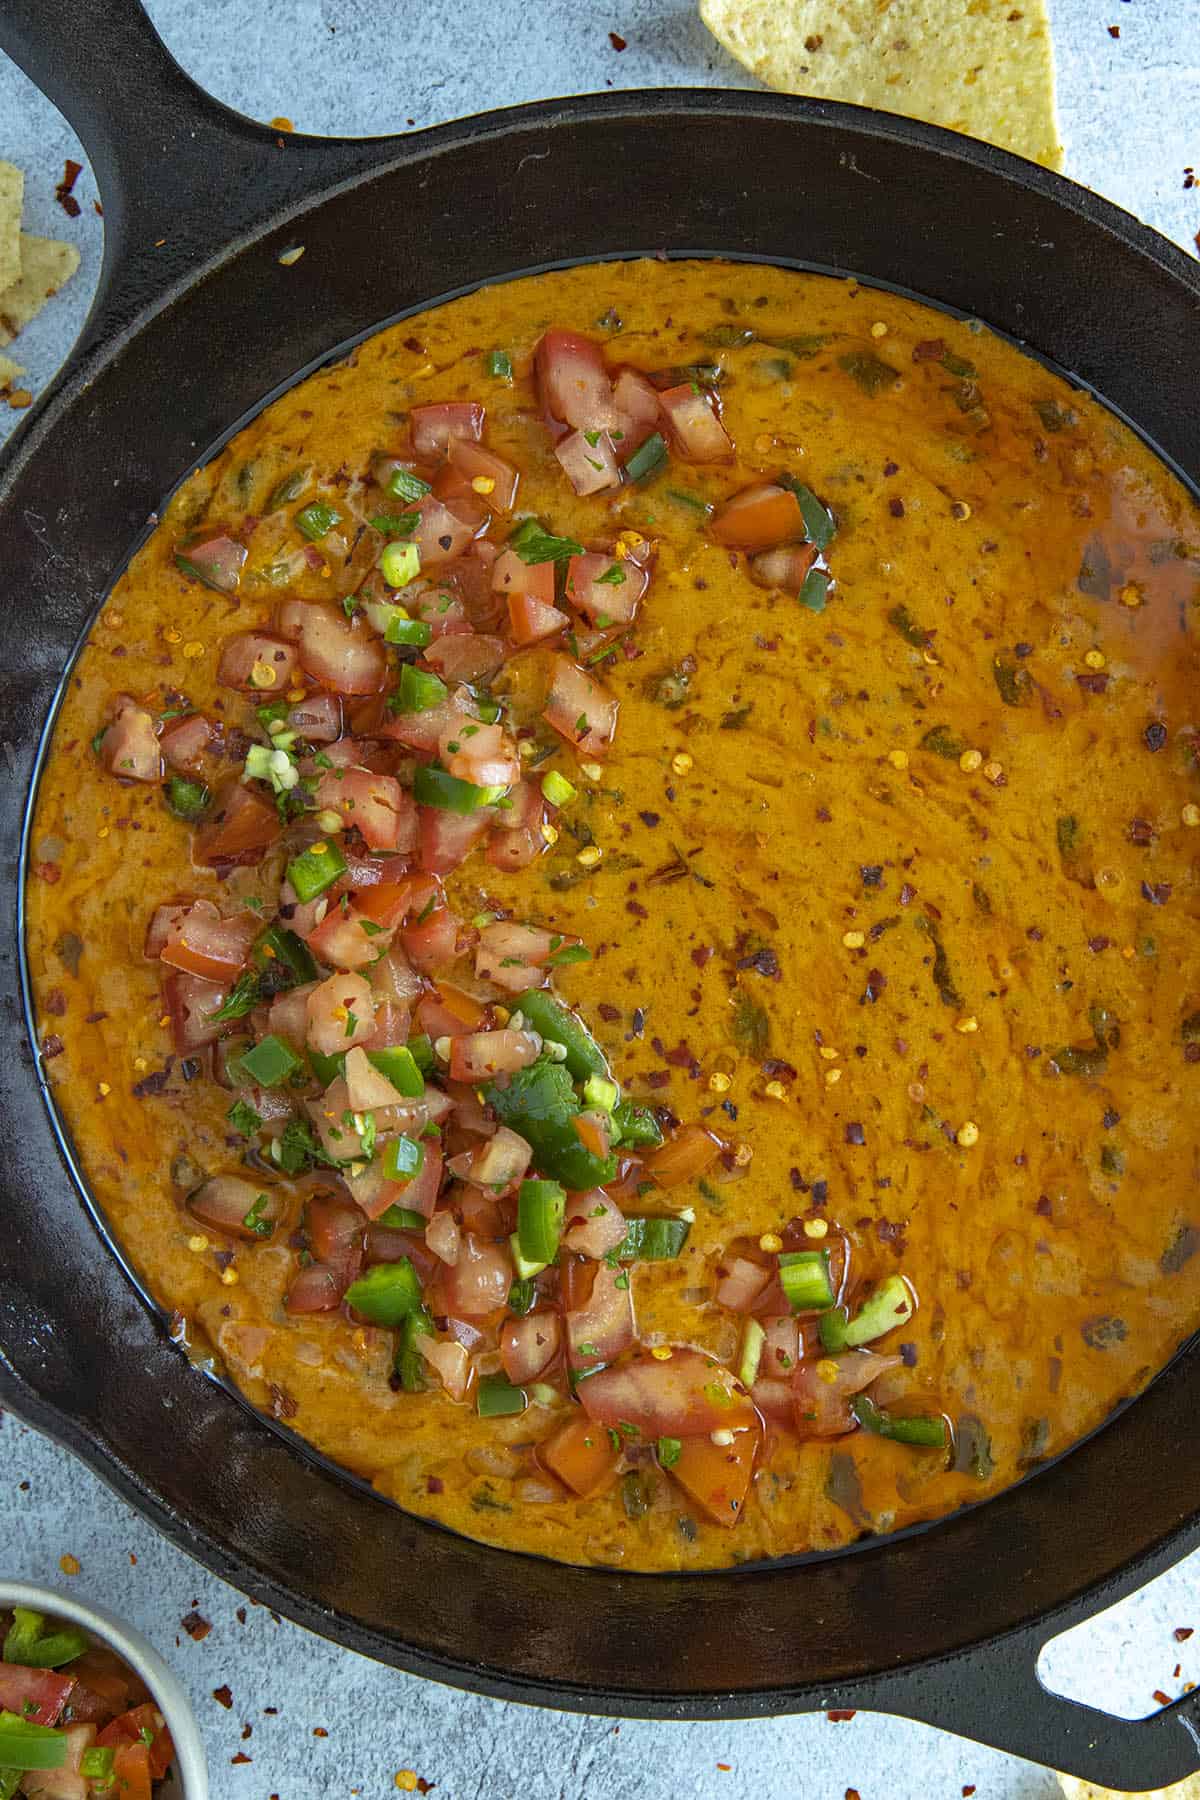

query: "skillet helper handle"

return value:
[875, 1612, 1200, 1790]
[0, 0, 383, 354]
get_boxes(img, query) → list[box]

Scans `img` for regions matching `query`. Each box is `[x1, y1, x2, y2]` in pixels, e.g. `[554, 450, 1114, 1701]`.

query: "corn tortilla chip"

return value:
[0, 233, 81, 346]
[1059, 1775, 1200, 1799]
[0, 351, 24, 391]
[699, 0, 1063, 171]
[0, 162, 23, 294]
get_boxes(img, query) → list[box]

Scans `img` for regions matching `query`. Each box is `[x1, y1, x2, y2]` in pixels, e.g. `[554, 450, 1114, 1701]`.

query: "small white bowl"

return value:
[0, 1581, 208, 1799]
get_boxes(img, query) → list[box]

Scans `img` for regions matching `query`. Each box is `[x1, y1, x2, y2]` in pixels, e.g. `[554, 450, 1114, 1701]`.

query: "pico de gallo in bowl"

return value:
[0, 1605, 181, 1798]
[25, 258, 1200, 1570]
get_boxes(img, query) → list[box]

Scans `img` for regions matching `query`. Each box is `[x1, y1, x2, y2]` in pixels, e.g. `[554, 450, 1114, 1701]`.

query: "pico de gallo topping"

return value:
[0, 1610, 174, 1799]
[86, 324, 939, 1534]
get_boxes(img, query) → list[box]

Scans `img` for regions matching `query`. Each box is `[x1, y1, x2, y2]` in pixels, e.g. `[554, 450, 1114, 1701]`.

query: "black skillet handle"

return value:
[872, 1607, 1200, 1790]
[0, 0, 391, 359]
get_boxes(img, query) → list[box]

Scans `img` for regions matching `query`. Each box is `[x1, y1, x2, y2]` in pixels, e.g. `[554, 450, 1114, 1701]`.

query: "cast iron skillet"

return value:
[2, 1, 1199, 1785]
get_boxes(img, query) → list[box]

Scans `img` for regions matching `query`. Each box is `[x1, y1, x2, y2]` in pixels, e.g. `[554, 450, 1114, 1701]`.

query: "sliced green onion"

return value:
[344, 1258, 422, 1326]
[392, 664, 448, 714]
[295, 501, 341, 541]
[666, 487, 713, 516]
[382, 1136, 425, 1186]
[286, 838, 347, 902]
[486, 349, 513, 380]
[380, 541, 422, 588]
[377, 1204, 427, 1231]
[541, 769, 577, 808]
[656, 1435, 682, 1469]
[508, 518, 584, 564]
[852, 1393, 948, 1448]
[737, 1318, 766, 1389]
[582, 1074, 619, 1114]
[517, 1178, 566, 1266]
[618, 1216, 690, 1261]
[389, 468, 432, 503]
[779, 476, 837, 550]
[778, 1249, 835, 1313]
[231, 1034, 303, 1089]
[366, 1046, 425, 1097]
[386, 614, 433, 648]
[412, 764, 506, 813]
[163, 775, 209, 821]
[508, 1277, 538, 1316]
[80, 1747, 116, 1780]
[843, 1274, 915, 1347]
[798, 568, 830, 614]
[511, 989, 608, 1082]
[0, 1713, 69, 1772]
[818, 1306, 850, 1354]
[625, 432, 668, 483]
[477, 1372, 527, 1417]
[406, 1034, 436, 1075]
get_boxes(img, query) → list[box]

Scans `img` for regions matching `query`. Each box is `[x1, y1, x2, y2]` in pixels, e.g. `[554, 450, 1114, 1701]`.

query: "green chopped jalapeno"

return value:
[511, 989, 609, 1082]
[484, 1062, 618, 1191]
[393, 665, 448, 713]
[344, 1259, 423, 1326]
[388, 468, 432, 503]
[286, 839, 347, 902]
[295, 501, 341, 540]
[517, 1178, 567, 1266]
[486, 349, 513, 380]
[618, 1216, 691, 1260]
[382, 1136, 425, 1185]
[366, 1046, 425, 1096]
[852, 1394, 948, 1449]
[412, 764, 507, 812]
[477, 1372, 527, 1417]
[625, 432, 668, 482]
[230, 1034, 302, 1088]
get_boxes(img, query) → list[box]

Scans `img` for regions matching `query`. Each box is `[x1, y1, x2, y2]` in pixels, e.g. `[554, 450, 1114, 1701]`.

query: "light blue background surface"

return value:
[1, 3, 1198, 1794]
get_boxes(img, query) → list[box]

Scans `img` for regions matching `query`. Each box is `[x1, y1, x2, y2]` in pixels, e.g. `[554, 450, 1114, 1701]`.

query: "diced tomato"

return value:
[417, 805, 494, 875]
[109, 1742, 154, 1800]
[536, 329, 623, 432]
[305, 970, 374, 1056]
[402, 891, 460, 969]
[562, 1188, 626, 1259]
[507, 590, 568, 646]
[433, 982, 488, 1028]
[751, 1376, 796, 1429]
[414, 985, 483, 1041]
[791, 1351, 900, 1439]
[572, 1108, 612, 1159]
[555, 428, 621, 496]
[468, 1124, 531, 1189]
[709, 482, 804, 551]
[447, 439, 520, 513]
[474, 920, 558, 993]
[715, 1255, 772, 1313]
[295, 604, 388, 695]
[163, 968, 228, 1052]
[442, 1231, 513, 1317]
[159, 898, 258, 981]
[492, 549, 556, 607]
[99, 700, 160, 783]
[288, 692, 343, 742]
[217, 630, 298, 693]
[658, 383, 733, 462]
[539, 1412, 620, 1498]
[285, 1262, 346, 1313]
[438, 719, 520, 789]
[543, 654, 618, 759]
[487, 779, 546, 871]
[448, 1029, 541, 1083]
[564, 1261, 635, 1369]
[670, 1424, 760, 1525]
[144, 900, 194, 959]
[96, 1704, 173, 1780]
[0, 1663, 75, 1726]
[749, 543, 819, 593]
[501, 1310, 562, 1384]
[177, 530, 246, 593]
[643, 1123, 723, 1188]
[564, 551, 648, 626]
[380, 685, 477, 755]
[578, 1346, 755, 1438]
[424, 633, 506, 686]
[410, 496, 478, 568]
[410, 401, 485, 459]
[405, 585, 472, 640]
[305, 905, 385, 971]
[314, 767, 417, 853]
[354, 882, 416, 931]
[414, 1330, 471, 1401]
[158, 712, 212, 771]
[193, 782, 280, 868]
[610, 367, 661, 454]
[267, 982, 313, 1046]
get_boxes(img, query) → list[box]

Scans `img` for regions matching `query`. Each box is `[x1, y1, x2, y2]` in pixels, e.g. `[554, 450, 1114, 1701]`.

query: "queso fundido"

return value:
[26, 259, 1200, 1571]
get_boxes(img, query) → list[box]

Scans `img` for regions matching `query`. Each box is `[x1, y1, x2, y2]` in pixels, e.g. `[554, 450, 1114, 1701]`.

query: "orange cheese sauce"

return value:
[25, 259, 1200, 1569]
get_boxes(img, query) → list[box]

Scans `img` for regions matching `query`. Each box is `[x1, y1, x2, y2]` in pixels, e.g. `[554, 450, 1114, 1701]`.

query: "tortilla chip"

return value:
[1059, 1775, 1200, 1799]
[0, 352, 24, 391]
[699, 0, 1063, 171]
[0, 162, 23, 294]
[0, 233, 81, 345]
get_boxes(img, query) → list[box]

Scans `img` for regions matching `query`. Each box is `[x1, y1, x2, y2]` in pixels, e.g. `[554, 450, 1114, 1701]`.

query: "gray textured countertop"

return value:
[1, 3, 1198, 1795]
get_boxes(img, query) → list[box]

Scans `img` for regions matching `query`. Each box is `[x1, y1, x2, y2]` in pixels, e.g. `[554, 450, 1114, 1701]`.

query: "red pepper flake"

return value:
[231, 1752, 252, 1765]
[236, 1608, 247, 1625]
[716, 1766, 732, 1774]
[826, 1708, 856, 1722]
[44, 988, 67, 1016]
[212, 1686, 234, 1710]
[34, 860, 61, 883]
[270, 1383, 298, 1420]
[426, 1474, 444, 1495]
[1076, 671, 1109, 694]
[181, 1610, 212, 1641]
[41, 1035, 65, 1060]
[597, 1002, 621, 1022]
[55, 158, 83, 217]
[644, 1071, 671, 1089]
[963, 1788, 977, 1797]
[691, 944, 714, 969]
[1186, 168, 1197, 189]
[609, 30, 627, 49]
[313, 1727, 329, 1738]
[1107, 22, 1119, 34]
[846, 1790, 862, 1800]
[1175, 1627, 1194, 1641]
[1153, 1689, 1172, 1706]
